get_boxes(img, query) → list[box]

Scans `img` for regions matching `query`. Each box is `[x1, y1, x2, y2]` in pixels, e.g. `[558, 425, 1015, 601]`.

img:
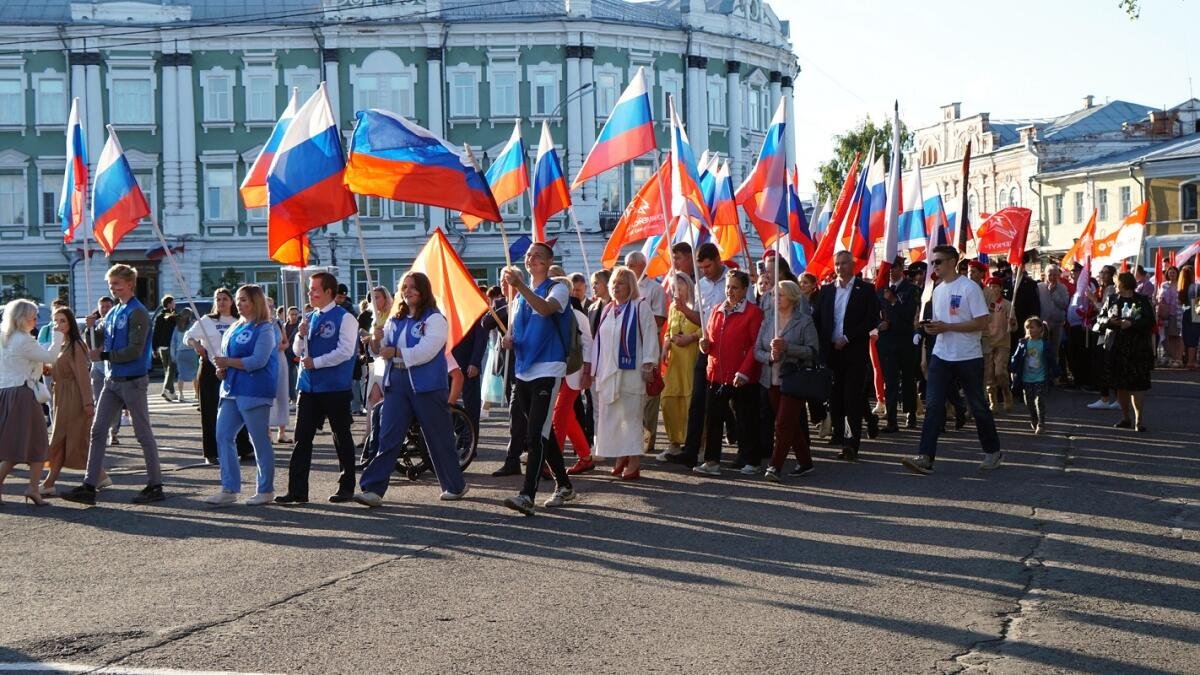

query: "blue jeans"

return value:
[918, 356, 1000, 459]
[216, 398, 275, 494]
[360, 384, 464, 497]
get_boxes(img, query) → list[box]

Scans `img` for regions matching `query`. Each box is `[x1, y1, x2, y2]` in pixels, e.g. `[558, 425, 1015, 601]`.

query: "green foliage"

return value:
[814, 117, 913, 204]
[200, 267, 245, 296]
[1118, 0, 1140, 18]
[0, 281, 40, 304]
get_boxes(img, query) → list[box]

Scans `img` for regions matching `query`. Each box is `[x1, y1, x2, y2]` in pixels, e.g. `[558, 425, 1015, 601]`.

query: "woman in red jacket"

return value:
[694, 270, 764, 476]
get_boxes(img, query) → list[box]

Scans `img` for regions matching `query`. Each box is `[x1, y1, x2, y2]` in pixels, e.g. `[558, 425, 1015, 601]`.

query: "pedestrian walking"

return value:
[1011, 317, 1058, 435]
[0, 299, 58, 505]
[1100, 272, 1156, 432]
[153, 295, 178, 401]
[41, 307, 106, 495]
[754, 280, 819, 481]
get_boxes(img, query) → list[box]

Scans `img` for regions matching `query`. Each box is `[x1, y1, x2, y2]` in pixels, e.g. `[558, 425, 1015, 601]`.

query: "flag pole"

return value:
[566, 204, 592, 282]
[462, 142, 512, 270]
[81, 218, 95, 347]
[147, 214, 217, 361]
[351, 212, 374, 293]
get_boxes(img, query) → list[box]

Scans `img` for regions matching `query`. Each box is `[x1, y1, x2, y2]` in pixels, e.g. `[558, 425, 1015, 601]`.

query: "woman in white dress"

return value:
[266, 297, 291, 443]
[590, 266, 659, 479]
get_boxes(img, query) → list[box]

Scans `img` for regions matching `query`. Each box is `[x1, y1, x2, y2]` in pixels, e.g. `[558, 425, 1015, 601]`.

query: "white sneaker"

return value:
[979, 452, 1003, 470]
[1086, 399, 1109, 410]
[655, 450, 676, 462]
[542, 487, 576, 508]
[440, 485, 469, 501]
[764, 466, 781, 482]
[692, 462, 722, 476]
[1033, 425, 1043, 435]
[739, 463, 760, 475]
[901, 455, 933, 475]
[204, 490, 239, 506]
[97, 476, 113, 489]
[819, 416, 832, 439]
[245, 492, 274, 506]
[872, 402, 886, 415]
[352, 491, 383, 508]
[1106, 400, 1122, 410]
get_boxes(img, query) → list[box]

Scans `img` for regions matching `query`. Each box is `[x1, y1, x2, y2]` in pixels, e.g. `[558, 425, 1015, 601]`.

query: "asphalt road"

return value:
[1, 372, 1197, 674]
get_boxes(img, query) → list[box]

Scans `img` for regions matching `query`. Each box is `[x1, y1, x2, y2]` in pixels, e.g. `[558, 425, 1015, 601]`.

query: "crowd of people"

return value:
[0, 241, 1179, 511]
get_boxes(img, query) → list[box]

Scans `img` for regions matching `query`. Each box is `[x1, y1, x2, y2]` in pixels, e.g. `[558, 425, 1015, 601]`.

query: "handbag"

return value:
[778, 361, 832, 401]
[27, 377, 50, 404]
[645, 366, 665, 397]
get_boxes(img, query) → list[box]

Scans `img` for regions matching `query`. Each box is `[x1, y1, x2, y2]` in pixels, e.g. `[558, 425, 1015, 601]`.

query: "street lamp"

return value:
[550, 82, 593, 118]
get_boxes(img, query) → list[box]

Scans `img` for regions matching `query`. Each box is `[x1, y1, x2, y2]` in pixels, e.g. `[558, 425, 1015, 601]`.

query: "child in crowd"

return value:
[1011, 316, 1059, 435]
[984, 278, 1014, 411]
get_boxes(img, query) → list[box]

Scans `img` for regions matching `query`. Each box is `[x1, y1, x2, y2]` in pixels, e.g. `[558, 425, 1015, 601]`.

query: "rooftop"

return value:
[1036, 132, 1200, 178]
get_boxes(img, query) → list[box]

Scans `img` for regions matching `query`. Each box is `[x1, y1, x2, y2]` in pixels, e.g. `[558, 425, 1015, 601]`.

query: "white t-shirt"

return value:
[638, 277, 668, 319]
[516, 281, 570, 382]
[931, 275, 989, 362]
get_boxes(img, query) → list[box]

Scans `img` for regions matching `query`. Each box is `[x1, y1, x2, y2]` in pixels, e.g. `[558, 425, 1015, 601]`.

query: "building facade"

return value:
[0, 0, 798, 311]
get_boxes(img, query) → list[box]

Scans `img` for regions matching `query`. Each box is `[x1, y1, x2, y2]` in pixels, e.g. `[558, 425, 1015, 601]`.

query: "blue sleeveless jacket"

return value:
[513, 279, 569, 375]
[105, 297, 154, 378]
[221, 321, 279, 400]
[298, 306, 355, 393]
[387, 306, 448, 395]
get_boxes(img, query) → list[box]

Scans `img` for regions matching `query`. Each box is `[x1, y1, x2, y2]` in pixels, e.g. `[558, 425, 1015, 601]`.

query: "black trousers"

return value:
[286, 389, 357, 499]
[829, 344, 869, 449]
[502, 379, 528, 470]
[702, 382, 760, 464]
[199, 361, 252, 461]
[878, 338, 918, 427]
[680, 356, 710, 463]
[513, 377, 570, 499]
[461, 373, 481, 435]
[1067, 325, 1092, 388]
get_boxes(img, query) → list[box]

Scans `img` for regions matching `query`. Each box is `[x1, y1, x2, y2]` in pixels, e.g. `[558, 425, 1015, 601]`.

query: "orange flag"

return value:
[1060, 209, 1097, 271]
[601, 159, 671, 269]
[805, 153, 861, 280]
[409, 228, 489, 350]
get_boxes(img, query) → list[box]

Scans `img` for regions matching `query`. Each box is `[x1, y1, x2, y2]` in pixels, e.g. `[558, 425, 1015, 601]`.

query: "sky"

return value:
[771, 0, 1200, 199]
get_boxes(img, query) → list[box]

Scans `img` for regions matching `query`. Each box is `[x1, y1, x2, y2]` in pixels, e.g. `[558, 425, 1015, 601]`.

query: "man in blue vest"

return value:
[62, 264, 163, 505]
[276, 272, 360, 504]
[500, 242, 577, 516]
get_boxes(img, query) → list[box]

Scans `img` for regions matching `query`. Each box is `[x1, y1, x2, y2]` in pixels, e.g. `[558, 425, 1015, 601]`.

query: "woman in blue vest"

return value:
[205, 284, 279, 506]
[354, 272, 467, 507]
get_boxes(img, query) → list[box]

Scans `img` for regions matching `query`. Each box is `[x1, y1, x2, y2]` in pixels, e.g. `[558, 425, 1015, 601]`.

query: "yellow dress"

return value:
[661, 305, 700, 445]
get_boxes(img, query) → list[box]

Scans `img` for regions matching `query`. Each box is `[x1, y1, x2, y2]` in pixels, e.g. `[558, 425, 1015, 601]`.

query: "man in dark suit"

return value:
[451, 320, 489, 436]
[878, 258, 920, 432]
[813, 251, 881, 461]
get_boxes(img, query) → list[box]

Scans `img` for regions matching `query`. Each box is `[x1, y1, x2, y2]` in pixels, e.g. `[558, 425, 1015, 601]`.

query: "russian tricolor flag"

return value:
[787, 168, 815, 272]
[923, 192, 952, 249]
[856, 151, 886, 271]
[811, 196, 833, 244]
[898, 162, 927, 261]
[346, 108, 501, 224]
[241, 87, 299, 210]
[92, 126, 150, 255]
[532, 120, 571, 243]
[267, 83, 357, 266]
[573, 66, 656, 189]
[462, 122, 528, 230]
[710, 159, 744, 262]
[875, 102, 903, 288]
[667, 97, 711, 247]
[737, 99, 789, 234]
[59, 98, 88, 244]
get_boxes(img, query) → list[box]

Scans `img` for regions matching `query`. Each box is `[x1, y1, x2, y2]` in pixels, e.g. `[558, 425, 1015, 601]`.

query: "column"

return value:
[322, 48, 341, 128]
[725, 60, 742, 184]
[425, 46, 446, 231]
[160, 51, 181, 215]
[768, 70, 782, 115]
[579, 45, 597, 203]
[781, 75, 796, 168]
[83, 54, 103, 168]
[175, 52, 199, 237]
[564, 45, 583, 190]
[685, 55, 708, 156]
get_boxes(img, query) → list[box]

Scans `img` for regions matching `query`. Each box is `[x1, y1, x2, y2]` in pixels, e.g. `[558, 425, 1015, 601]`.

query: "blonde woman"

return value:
[591, 266, 660, 479]
[0, 299, 58, 505]
[658, 271, 700, 461]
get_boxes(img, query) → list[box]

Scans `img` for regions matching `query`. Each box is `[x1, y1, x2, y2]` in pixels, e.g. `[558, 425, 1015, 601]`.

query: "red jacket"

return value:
[704, 301, 764, 385]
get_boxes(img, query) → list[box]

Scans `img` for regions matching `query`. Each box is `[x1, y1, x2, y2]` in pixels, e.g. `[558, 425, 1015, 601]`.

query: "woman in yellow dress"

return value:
[658, 272, 701, 459]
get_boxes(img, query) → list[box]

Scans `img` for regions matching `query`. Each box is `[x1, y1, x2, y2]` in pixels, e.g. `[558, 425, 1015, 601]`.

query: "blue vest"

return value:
[104, 297, 154, 378]
[513, 279, 568, 375]
[387, 307, 448, 395]
[298, 306, 354, 393]
[221, 321, 279, 400]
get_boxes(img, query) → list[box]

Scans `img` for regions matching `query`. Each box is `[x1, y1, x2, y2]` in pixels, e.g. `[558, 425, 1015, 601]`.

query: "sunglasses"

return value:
[930, 258, 950, 266]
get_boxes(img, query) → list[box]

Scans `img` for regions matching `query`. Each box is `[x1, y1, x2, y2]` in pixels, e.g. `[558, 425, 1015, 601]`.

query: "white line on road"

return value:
[0, 663, 277, 675]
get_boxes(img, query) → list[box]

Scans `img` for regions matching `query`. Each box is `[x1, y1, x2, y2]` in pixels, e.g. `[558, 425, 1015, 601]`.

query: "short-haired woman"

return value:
[1100, 272, 1156, 432]
[0, 299, 58, 504]
[206, 285, 280, 506]
[354, 272, 467, 506]
[591, 265, 659, 479]
[41, 307, 106, 495]
[754, 280, 820, 480]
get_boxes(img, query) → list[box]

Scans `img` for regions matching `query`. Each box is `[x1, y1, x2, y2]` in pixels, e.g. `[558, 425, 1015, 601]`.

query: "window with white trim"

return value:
[707, 76, 727, 126]
[1119, 185, 1132, 218]
[245, 72, 276, 121]
[203, 165, 236, 222]
[109, 75, 153, 125]
[284, 66, 319, 103]
[45, 272, 69, 304]
[0, 173, 25, 226]
[501, 194, 522, 218]
[0, 75, 22, 126]
[659, 71, 683, 119]
[33, 72, 66, 126]
[254, 270, 280, 304]
[746, 88, 764, 132]
[39, 170, 60, 227]
[1074, 191, 1084, 224]
[1009, 186, 1020, 208]
[632, 160, 653, 187]
[357, 194, 383, 219]
[1097, 188, 1109, 221]
[1053, 194, 1063, 225]
[594, 68, 619, 117]
[489, 67, 518, 117]
[389, 200, 422, 219]
[354, 268, 381, 303]
[1182, 181, 1198, 221]
[352, 50, 417, 119]
[1, 273, 27, 295]
[528, 67, 559, 117]
[448, 66, 480, 118]
[597, 168, 622, 214]
[200, 68, 233, 122]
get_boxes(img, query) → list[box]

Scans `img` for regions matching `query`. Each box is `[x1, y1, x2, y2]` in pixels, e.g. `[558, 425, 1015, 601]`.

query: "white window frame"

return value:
[593, 64, 622, 118]
[487, 63, 520, 121]
[1, 273, 27, 294]
[659, 69, 683, 123]
[199, 67, 234, 127]
[31, 69, 66, 129]
[283, 65, 320, 104]
[1009, 186, 1020, 208]
[389, 199, 422, 219]
[200, 153, 237, 224]
[596, 166, 623, 214]
[242, 53, 279, 125]
[356, 194, 384, 219]
[253, 269, 281, 304]
[526, 63, 561, 119]
[44, 271, 69, 304]
[1053, 194, 1064, 225]
[353, 268, 383, 303]
[1181, 180, 1199, 221]
[34, 159, 62, 234]
[350, 50, 418, 120]
[0, 57, 26, 129]
[0, 172, 26, 229]
[105, 57, 156, 129]
[1074, 191, 1084, 224]
[1097, 188, 1109, 221]
[447, 63, 481, 121]
[707, 74, 727, 128]
[1119, 185, 1132, 219]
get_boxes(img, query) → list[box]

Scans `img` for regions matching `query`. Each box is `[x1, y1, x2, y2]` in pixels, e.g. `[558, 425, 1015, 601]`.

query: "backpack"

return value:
[558, 302, 584, 376]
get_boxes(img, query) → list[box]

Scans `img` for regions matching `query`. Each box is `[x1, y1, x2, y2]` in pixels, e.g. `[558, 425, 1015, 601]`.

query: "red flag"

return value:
[975, 207, 1033, 260]
[805, 153, 861, 280]
[1061, 210, 1097, 271]
[409, 228, 490, 350]
[601, 159, 670, 269]
[1155, 248, 1164, 288]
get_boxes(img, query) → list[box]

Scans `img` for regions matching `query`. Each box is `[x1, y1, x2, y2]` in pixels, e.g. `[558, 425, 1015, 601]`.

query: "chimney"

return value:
[1083, 94, 1095, 109]
[941, 102, 961, 121]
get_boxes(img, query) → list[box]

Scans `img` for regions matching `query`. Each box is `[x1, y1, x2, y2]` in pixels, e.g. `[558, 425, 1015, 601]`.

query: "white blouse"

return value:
[0, 331, 57, 389]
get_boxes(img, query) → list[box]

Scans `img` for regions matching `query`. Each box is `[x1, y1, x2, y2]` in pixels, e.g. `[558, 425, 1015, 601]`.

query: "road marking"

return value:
[0, 663, 276, 675]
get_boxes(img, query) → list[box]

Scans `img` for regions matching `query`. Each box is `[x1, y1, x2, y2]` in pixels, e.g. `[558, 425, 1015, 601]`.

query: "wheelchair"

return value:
[356, 401, 477, 481]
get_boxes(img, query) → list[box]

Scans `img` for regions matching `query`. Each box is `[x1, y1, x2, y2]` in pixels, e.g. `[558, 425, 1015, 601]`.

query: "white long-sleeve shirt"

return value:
[291, 300, 360, 369]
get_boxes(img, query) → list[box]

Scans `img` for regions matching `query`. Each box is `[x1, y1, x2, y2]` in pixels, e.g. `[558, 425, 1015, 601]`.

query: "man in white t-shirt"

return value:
[625, 251, 668, 454]
[902, 245, 1002, 474]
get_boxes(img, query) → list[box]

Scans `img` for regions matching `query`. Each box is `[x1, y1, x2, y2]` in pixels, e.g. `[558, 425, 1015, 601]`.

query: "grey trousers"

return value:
[86, 375, 162, 486]
[90, 367, 121, 434]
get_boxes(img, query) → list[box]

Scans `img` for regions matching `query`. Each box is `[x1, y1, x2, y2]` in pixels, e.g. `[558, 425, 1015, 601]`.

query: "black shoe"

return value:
[274, 493, 309, 505]
[838, 447, 858, 462]
[61, 483, 97, 505]
[906, 417, 919, 429]
[954, 414, 967, 431]
[866, 415, 879, 439]
[1113, 420, 1132, 429]
[665, 453, 696, 466]
[328, 492, 353, 503]
[1137, 425, 1148, 433]
[131, 484, 164, 504]
[491, 464, 521, 477]
[238, 455, 256, 465]
[881, 425, 900, 434]
[203, 456, 219, 466]
[828, 436, 845, 447]
[787, 464, 815, 477]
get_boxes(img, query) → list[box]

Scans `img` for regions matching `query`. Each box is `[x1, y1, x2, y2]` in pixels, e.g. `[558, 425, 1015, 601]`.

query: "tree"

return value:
[1119, 0, 1140, 18]
[813, 117, 913, 204]
[0, 280, 40, 305]
[201, 267, 245, 296]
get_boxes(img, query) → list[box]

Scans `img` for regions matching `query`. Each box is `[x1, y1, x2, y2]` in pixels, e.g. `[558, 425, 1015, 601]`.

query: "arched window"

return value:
[352, 50, 416, 118]
[968, 193, 977, 221]
[1009, 186, 1021, 208]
